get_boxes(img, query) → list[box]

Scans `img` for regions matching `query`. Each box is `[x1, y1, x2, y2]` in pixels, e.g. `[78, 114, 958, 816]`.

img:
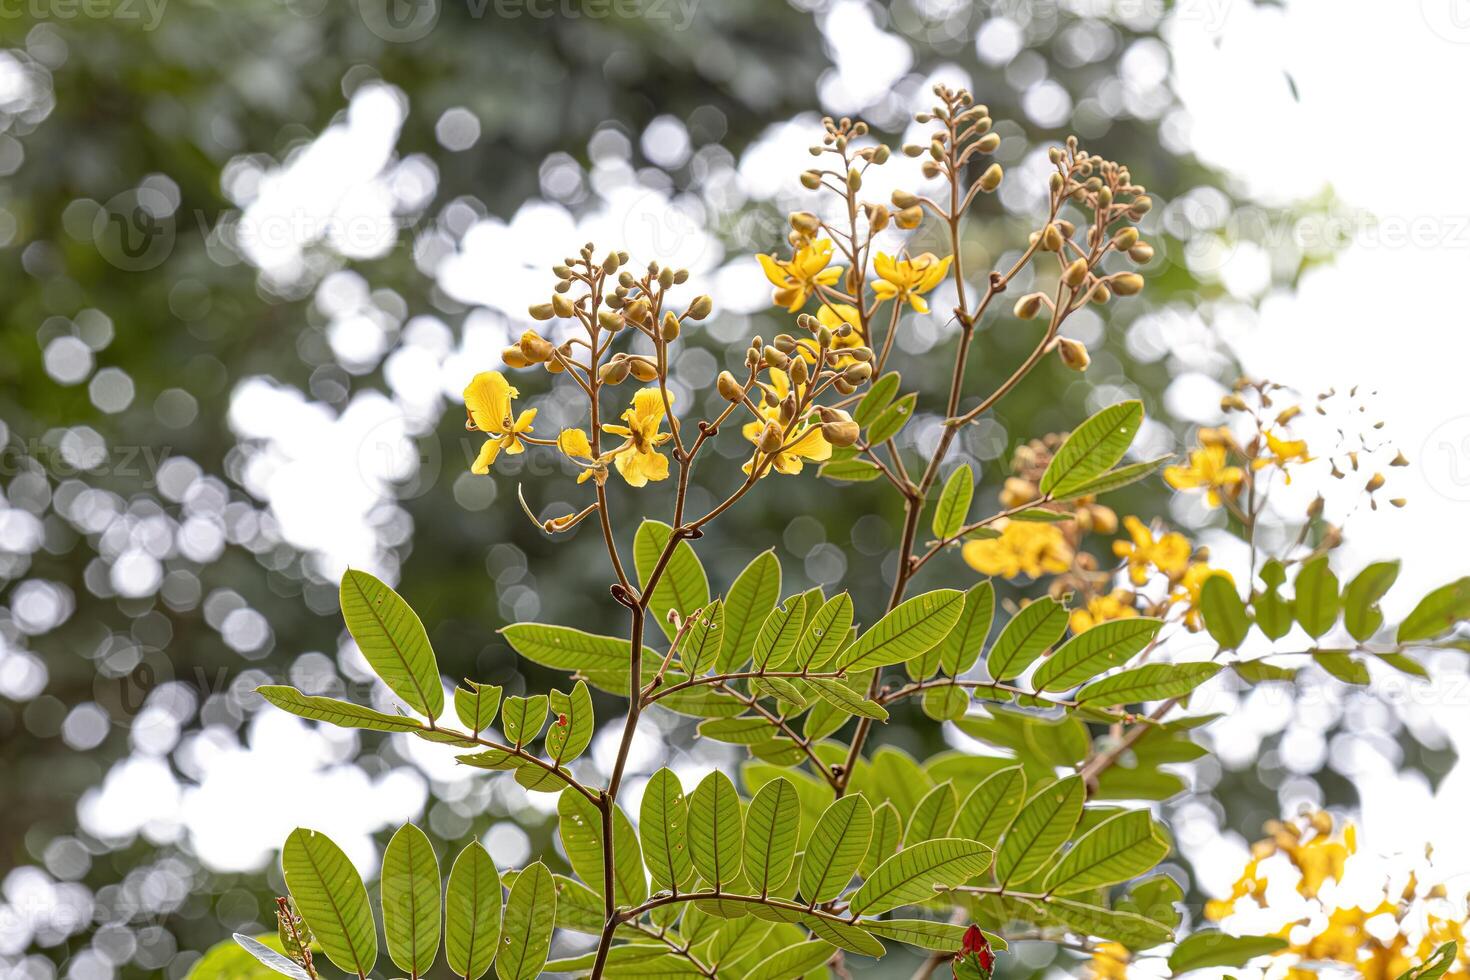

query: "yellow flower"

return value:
[740, 370, 831, 476]
[961, 520, 1074, 580]
[1087, 942, 1130, 980]
[601, 388, 673, 487]
[1112, 515, 1192, 585]
[464, 371, 537, 474]
[1070, 590, 1139, 633]
[1173, 563, 1235, 630]
[756, 239, 843, 312]
[1164, 445, 1245, 507]
[1253, 431, 1312, 482]
[870, 251, 953, 313]
[795, 303, 867, 367]
[557, 428, 600, 484]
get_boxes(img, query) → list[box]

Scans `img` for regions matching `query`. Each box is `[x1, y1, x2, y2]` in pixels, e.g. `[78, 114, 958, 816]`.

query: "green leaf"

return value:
[454, 681, 502, 734]
[256, 686, 423, 733]
[339, 568, 443, 720]
[1044, 810, 1168, 894]
[1315, 650, 1371, 685]
[954, 766, 1027, 847]
[500, 623, 633, 672]
[1033, 618, 1163, 691]
[1255, 585, 1294, 640]
[720, 551, 782, 672]
[862, 801, 903, 878]
[819, 458, 884, 481]
[1167, 931, 1290, 971]
[921, 685, 969, 721]
[932, 464, 974, 540]
[1397, 941, 1459, 979]
[803, 916, 885, 958]
[1343, 560, 1400, 642]
[995, 777, 1084, 885]
[854, 371, 900, 426]
[804, 678, 889, 721]
[707, 915, 774, 969]
[281, 828, 377, 977]
[867, 391, 917, 444]
[444, 841, 501, 980]
[986, 598, 1068, 681]
[1398, 577, 1470, 643]
[848, 838, 993, 914]
[1051, 455, 1172, 501]
[549, 874, 603, 934]
[938, 581, 995, 676]
[743, 776, 800, 895]
[1039, 401, 1144, 498]
[1077, 663, 1222, 705]
[1201, 575, 1250, 650]
[640, 768, 693, 892]
[743, 939, 834, 980]
[837, 589, 966, 672]
[546, 681, 593, 764]
[904, 782, 957, 846]
[1294, 555, 1340, 638]
[496, 861, 555, 980]
[753, 595, 808, 670]
[635, 520, 711, 643]
[698, 716, 779, 744]
[557, 789, 646, 905]
[1008, 507, 1073, 522]
[861, 919, 968, 951]
[799, 795, 873, 905]
[680, 600, 724, 676]
[500, 694, 547, 748]
[228, 935, 311, 980]
[1045, 896, 1172, 947]
[689, 770, 744, 888]
[381, 824, 440, 977]
[794, 593, 853, 670]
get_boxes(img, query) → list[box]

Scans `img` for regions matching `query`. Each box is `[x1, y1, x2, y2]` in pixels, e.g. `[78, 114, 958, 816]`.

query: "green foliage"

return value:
[381, 823, 441, 977]
[445, 841, 501, 980]
[280, 829, 377, 976]
[986, 596, 1068, 681]
[1167, 931, 1290, 971]
[1039, 401, 1145, 498]
[339, 568, 444, 721]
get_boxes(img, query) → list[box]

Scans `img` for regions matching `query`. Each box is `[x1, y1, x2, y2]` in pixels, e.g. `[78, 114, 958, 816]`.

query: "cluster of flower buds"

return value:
[899, 85, 1004, 208]
[503, 329, 573, 371]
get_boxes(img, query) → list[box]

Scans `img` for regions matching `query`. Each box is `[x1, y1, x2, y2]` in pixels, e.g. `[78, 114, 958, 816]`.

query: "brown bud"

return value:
[1014, 293, 1045, 320]
[519, 330, 554, 363]
[685, 294, 712, 321]
[502, 345, 532, 369]
[599, 357, 631, 385]
[819, 413, 860, 447]
[1063, 258, 1089, 289]
[866, 203, 891, 232]
[896, 205, 923, 229]
[1111, 273, 1145, 296]
[1056, 336, 1090, 372]
[551, 292, 576, 318]
[891, 189, 919, 209]
[1128, 242, 1155, 264]
[790, 211, 821, 235]
[717, 371, 744, 402]
[1041, 223, 1064, 252]
[789, 357, 809, 387]
[758, 421, 785, 454]
[529, 302, 555, 321]
[628, 356, 659, 382]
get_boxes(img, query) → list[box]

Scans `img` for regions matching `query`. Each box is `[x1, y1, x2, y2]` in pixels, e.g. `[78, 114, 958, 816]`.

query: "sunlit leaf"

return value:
[496, 861, 555, 980]
[454, 681, 502, 734]
[793, 593, 852, 671]
[1167, 931, 1289, 971]
[837, 589, 966, 672]
[938, 581, 995, 677]
[228, 935, 311, 980]
[804, 677, 889, 720]
[743, 939, 835, 980]
[1050, 455, 1171, 501]
[854, 372, 900, 426]
[932, 464, 974, 540]
[753, 594, 808, 671]
[867, 392, 917, 444]
[256, 686, 423, 733]
[1076, 663, 1222, 706]
[1294, 555, 1340, 639]
[500, 623, 635, 673]
[444, 840, 500, 980]
[635, 519, 711, 643]
[1201, 575, 1250, 650]
[995, 777, 1084, 885]
[1032, 618, 1163, 691]
[689, 770, 744, 888]
[500, 694, 547, 748]
[904, 781, 957, 847]
[849, 838, 992, 914]
[641, 768, 694, 892]
[742, 776, 800, 895]
[381, 823, 440, 977]
[1044, 809, 1168, 894]
[986, 597, 1067, 681]
[1038, 401, 1144, 498]
[281, 828, 377, 977]
[546, 681, 593, 764]
[799, 795, 872, 905]
[1397, 577, 1470, 643]
[954, 766, 1027, 848]
[339, 568, 443, 720]
[720, 551, 782, 672]
[1343, 560, 1399, 642]
[680, 600, 724, 676]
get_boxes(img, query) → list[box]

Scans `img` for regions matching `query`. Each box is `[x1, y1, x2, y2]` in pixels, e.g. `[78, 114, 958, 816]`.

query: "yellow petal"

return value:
[756, 253, 789, 288]
[558, 428, 593, 459]
[471, 438, 501, 474]
[463, 371, 515, 434]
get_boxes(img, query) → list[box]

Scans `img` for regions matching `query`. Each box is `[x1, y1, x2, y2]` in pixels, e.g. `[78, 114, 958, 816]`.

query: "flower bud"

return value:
[1130, 195, 1153, 216]
[655, 267, 673, 290]
[628, 357, 659, 382]
[519, 330, 554, 363]
[529, 302, 555, 321]
[758, 421, 785, 454]
[763, 346, 790, 371]
[660, 311, 681, 341]
[817, 325, 834, 348]
[1128, 242, 1154, 264]
[871, 144, 890, 164]
[1090, 284, 1111, 304]
[1112, 227, 1139, 251]
[902, 143, 924, 157]
[624, 298, 650, 324]
[975, 132, 1001, 153]
[865, 203, 890, 232]
[687, 295, 713, 320]
[789, 357, 809, 387]
[599, 357, 631, 385]
[717, 371, 744, 403]
[1056, 336, 1090, 372]
[847, 167, 862, 192]
[833, 378, 856, 395]
[1041, 223, 1064, 252]
[800, 170, 822, 190]
[896, 205, 923, 229]
[891, 189, 919, 209]
[978, 163, 1003, 192]
[790, 211, 821, 235]
[774, 333, 798, 353]
[818, 409, 860, 447]
[598, 310, 624, 331]
[602, 252, 621, 274]
[1111, 273, 1145, 296]
[502, 345, 531, 368]
[551, 292, 576, 318]
[1014, 293, 1045, 320]
[1063, 258, 1089, 289]
[843, 362, 873, 384]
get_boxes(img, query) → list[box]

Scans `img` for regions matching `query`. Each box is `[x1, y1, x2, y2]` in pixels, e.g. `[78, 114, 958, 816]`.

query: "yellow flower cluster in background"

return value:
[1207, 812, 1469, 979]
[962, 520, 1074, 580]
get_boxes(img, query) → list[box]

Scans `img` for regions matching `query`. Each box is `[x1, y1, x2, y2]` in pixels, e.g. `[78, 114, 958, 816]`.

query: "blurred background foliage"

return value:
[0, 1, 1451, 978]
